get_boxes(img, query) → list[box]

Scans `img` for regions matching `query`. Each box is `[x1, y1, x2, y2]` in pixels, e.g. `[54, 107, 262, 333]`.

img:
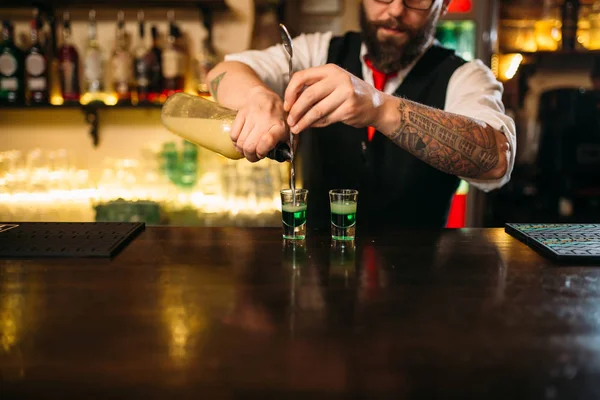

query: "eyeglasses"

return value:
[373, 0, 435, 11]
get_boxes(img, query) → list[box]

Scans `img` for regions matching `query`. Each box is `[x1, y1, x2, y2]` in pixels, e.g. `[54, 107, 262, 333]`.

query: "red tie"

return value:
[365, 58, 397, 141]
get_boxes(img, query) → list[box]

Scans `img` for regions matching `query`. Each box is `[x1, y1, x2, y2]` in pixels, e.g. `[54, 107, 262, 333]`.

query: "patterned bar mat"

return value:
[0, 222, 145, 258]
[505, 223, 600, 263]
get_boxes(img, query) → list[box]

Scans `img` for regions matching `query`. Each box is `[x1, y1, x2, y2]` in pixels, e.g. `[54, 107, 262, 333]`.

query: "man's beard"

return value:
[359, 3, 438, 73]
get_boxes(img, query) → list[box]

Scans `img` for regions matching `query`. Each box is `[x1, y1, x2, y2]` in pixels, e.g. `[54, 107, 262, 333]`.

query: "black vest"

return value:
[301, 32, 467, 232]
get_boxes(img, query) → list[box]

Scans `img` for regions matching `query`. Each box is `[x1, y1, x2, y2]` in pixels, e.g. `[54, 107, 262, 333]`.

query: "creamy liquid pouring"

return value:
[161, 116, 242, 159]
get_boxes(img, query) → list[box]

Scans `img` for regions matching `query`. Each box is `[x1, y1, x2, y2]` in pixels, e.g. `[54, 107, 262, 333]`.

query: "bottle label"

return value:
[0, 77, 18, 91]
[0, 54, 18, 76]
[162, 48, 181, 79]
[85, 51, 103, 81]
[28, 77, 47, 91]
[112, 53, 132, 83]
[147, 51, 161, 88]
[115, 81, 128, 95]
[137, 77, 150, 87]
[26, 54, 46, 76]
[135, 57, 148, 75]
[61, 60, 76, 94]
[135, 57, 149, 87]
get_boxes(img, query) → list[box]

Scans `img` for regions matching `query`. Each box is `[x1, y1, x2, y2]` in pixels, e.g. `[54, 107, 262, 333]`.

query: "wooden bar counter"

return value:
[1, 227, 600, 398]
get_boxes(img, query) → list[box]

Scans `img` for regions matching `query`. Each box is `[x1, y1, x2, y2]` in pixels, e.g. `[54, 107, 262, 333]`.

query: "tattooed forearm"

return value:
[209, 72, 227, 102]
[389, 98, 502, 178]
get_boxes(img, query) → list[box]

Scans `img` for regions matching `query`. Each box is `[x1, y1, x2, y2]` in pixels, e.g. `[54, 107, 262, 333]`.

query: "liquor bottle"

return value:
[57, 12, 80, 102]
[35, 8, 61, 103]
[46, 11, 64, 106]
[195, 37, 217, 96]
[25, 16, 49, 104]
[111, 10, 132, 102]
[436, 22, 457, 50]
[0, 21, 25, 105]
[148, 25, 162, 102]
[83, 10, 104, 101]
[562, 0, 580, 50]
[133, 11, 150, 102]
[161, 11, 184, 98]
[455, 22, 475, 61]
[179, 140, 198, 188]
[160, 141, 180, 185]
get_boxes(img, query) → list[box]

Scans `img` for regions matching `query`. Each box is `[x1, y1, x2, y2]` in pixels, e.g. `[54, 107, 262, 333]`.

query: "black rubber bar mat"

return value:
[505, 223, 600, 263]
[0, 222, 145, 258]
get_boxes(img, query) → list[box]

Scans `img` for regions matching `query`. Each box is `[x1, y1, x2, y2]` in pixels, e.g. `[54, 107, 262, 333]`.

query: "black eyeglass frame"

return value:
[373, 0, 435, 11]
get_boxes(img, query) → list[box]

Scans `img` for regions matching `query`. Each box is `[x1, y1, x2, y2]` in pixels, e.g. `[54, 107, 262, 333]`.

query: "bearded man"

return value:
[207, 0, 516, 231]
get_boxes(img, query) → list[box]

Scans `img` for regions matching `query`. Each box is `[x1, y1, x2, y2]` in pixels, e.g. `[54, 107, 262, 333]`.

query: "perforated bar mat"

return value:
[0, 222, 145, 258]
[505, 223, 600, 263]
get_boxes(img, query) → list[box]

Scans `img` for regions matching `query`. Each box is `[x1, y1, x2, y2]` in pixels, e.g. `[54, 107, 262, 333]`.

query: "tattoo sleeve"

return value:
[209, 72, 227, 102]
[389, 99, 500, 178]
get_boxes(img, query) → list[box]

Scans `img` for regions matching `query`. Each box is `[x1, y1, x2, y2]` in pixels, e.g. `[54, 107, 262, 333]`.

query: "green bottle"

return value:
[161, 142, 180, 185]
[179, 140, 198, 188]
[436, 21, 457, 50]
[455, 21, 475, 61]
[0, 21, 25, 105]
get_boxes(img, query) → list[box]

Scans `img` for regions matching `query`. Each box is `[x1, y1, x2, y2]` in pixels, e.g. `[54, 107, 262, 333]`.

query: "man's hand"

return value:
[230, 86, 289, 162]
[284, 64, 385, 134]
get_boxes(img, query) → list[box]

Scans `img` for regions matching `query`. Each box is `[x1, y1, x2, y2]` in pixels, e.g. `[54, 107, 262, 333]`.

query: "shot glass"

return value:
[280, 189, 308, 240]
[329, 189, 358, 241]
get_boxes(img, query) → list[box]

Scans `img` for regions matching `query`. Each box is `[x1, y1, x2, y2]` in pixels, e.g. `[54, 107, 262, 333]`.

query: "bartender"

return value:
[207, 0, 516, 230]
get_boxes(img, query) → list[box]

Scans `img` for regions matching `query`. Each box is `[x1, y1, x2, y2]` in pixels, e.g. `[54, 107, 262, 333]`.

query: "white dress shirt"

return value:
[225, 31, 516, 192]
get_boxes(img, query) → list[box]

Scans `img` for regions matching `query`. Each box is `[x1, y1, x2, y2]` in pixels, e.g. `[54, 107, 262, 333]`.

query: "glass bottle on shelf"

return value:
[195, 37, 217, 97]
[133, 10, 150, 103]
[589, 0, 600, 50]
[148, 25, 162, 102]
[25, 14, 49, 104]
[179, 140, 198, 188]
[44, 15, 55, 61]
[41, 10, 63, 106]
[161, 10, 185, 98]
[562, 0, 581, 50]
[0, 21, 25, 105]
[83, 9, 104, 102]
[436, 21, 457, 50]
[160, 141, 180, 185]
[57, 12, 80, 103]
[535, 0, 561, 51]
[111, 10, 132, 102]
[455, 21, 475, 61]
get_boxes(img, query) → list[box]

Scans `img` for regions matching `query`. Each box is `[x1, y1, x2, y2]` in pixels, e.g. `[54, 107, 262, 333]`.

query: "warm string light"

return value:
[1, 147, 288, 224]
[497, 53, 523, 81]
[0, 187, 282, 220]
[504, 54, 523, 80]
[50, 95, 64, 106]
[491, 54, 499, 78]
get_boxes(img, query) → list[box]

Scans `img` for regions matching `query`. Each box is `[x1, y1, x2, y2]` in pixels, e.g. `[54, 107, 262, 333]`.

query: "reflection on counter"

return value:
[0, 143, 289, 227]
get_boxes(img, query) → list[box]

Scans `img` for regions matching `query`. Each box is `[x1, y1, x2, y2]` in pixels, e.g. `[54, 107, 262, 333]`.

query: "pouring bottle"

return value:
[161, 92, 291, 162]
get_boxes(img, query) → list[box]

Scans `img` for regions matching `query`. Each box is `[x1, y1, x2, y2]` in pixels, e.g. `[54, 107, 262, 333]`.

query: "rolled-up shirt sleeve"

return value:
[224, 31, 333, 98]
[444, 60, 517, 192]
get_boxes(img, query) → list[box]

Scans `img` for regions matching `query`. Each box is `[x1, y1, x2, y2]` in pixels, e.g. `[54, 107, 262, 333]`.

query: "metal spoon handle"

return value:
[279, 23, 296, 198]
